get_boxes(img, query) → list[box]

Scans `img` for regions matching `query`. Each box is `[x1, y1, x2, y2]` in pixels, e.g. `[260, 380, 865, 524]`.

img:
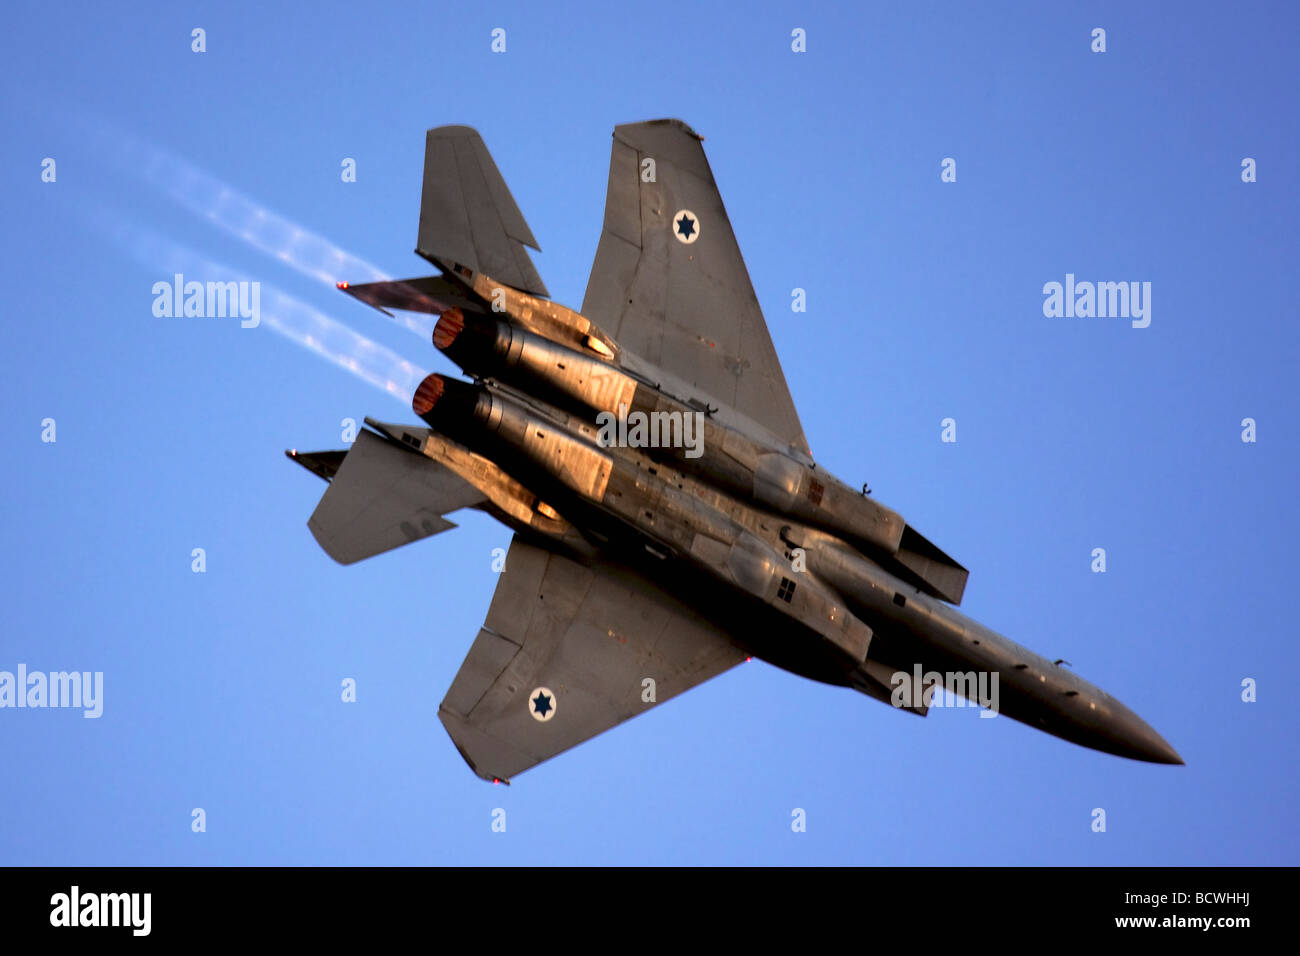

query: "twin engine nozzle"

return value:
[418, 307, 911, 566]
[432, 307, 498, 362]
[411, 372, 490, 436]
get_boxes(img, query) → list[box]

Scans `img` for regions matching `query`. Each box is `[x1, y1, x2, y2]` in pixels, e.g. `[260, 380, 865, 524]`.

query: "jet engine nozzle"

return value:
[412, 373, 445, 416]
[433, 308, 465, 350]
[412, 375, 497, 446]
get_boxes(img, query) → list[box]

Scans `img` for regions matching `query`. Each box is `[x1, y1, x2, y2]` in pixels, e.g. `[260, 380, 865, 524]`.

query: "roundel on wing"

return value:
[528, 687, 557, 722]
[672, 209, 700, 244]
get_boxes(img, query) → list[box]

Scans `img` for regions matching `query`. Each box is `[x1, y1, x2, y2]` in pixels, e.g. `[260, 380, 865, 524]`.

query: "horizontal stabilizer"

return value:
[305, 429, 485, 565]
[285, 448, 347, 482]
[417, 126, 548, 297]
[337, 275, 484, 317]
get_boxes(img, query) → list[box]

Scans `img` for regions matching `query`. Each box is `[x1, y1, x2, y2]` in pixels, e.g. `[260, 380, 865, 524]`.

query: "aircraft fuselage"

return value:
[411, 362, 1182, 765]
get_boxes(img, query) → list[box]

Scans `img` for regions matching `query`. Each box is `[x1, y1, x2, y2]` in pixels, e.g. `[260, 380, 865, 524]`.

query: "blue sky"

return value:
[2, 1, 1296, 864]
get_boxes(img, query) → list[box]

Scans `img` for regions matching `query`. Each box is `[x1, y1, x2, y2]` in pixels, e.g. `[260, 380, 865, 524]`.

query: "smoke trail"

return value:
[94, 211, 428, 404]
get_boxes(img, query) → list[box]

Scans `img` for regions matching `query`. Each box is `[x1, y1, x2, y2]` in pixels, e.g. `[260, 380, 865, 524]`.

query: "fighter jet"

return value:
[288, 119, 1182, 781]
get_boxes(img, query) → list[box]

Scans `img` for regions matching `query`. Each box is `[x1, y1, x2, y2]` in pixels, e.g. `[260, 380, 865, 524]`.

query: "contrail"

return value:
[153, 156, 391, 285]
[64, 108, 436, 340]
[93, 211, 429, 405]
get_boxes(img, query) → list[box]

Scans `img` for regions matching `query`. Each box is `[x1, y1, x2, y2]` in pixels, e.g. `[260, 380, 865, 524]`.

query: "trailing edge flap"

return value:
[416, 125, 548, 298]
[307, 429, 485, 565]
[439, 534, 748, 782]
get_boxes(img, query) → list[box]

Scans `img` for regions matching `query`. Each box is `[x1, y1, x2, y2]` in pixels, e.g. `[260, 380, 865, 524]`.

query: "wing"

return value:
[438, 534, 748, 781]
[581, 118, 809, 456]
[416, 125, 548, 297]
[300, 429, 485, 565]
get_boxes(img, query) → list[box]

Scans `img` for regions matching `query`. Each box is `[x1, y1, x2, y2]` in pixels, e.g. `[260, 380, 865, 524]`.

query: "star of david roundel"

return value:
[672, 209, 700, 244]
[528, 687, 557, 722]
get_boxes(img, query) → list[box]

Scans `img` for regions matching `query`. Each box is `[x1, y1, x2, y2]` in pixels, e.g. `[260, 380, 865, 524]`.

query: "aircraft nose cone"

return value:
[1129, 722, 1184, 764]
[1109, 701, 1184, 765]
